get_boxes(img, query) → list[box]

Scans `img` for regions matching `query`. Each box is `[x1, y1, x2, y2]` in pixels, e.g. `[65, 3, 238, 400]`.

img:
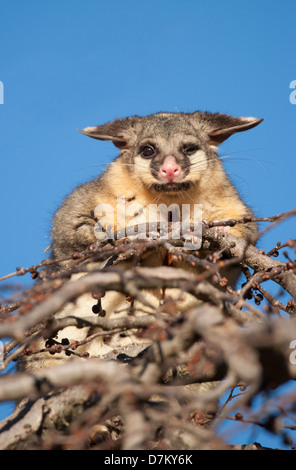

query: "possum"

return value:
[20, 110, 263, 371]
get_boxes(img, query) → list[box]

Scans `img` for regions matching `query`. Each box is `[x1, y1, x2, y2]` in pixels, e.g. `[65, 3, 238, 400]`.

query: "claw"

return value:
[215, 225, 230, 233]
[212, 220, 230, 234]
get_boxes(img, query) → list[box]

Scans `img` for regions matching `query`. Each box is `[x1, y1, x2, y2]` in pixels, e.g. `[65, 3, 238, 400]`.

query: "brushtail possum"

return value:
[22, 111, 263, 370]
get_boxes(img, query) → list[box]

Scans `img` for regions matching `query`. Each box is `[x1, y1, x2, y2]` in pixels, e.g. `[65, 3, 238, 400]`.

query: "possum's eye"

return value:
[141, 145, 155, 158]
[183, 145, 200, 156]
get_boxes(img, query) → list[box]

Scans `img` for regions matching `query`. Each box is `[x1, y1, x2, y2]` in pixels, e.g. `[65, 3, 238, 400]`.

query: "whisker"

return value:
[74, 163, 108, 171]
[219, 155, 267, 172]
[179, 188, 195, 203]
[114, 163, 136, 167]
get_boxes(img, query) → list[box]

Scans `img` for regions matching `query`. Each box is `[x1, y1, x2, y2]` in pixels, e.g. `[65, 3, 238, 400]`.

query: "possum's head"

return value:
[78, 111, 263, 194]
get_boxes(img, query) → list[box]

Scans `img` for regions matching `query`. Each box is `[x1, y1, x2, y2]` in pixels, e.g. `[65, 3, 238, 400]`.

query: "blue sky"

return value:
[0, 0, 295, 448]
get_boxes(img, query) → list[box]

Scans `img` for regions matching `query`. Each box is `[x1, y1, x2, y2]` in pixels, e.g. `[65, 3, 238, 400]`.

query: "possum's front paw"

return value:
[214, 224, 230, 234]
[203, 220, 230, 234]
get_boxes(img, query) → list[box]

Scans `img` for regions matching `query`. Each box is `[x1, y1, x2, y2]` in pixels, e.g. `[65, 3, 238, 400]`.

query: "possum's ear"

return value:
[77, 117, 138, 149]
[193, 112, 264, 146]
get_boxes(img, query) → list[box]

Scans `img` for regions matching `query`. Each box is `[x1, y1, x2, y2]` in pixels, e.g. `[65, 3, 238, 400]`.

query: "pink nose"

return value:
[160, 156, 181, 182]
